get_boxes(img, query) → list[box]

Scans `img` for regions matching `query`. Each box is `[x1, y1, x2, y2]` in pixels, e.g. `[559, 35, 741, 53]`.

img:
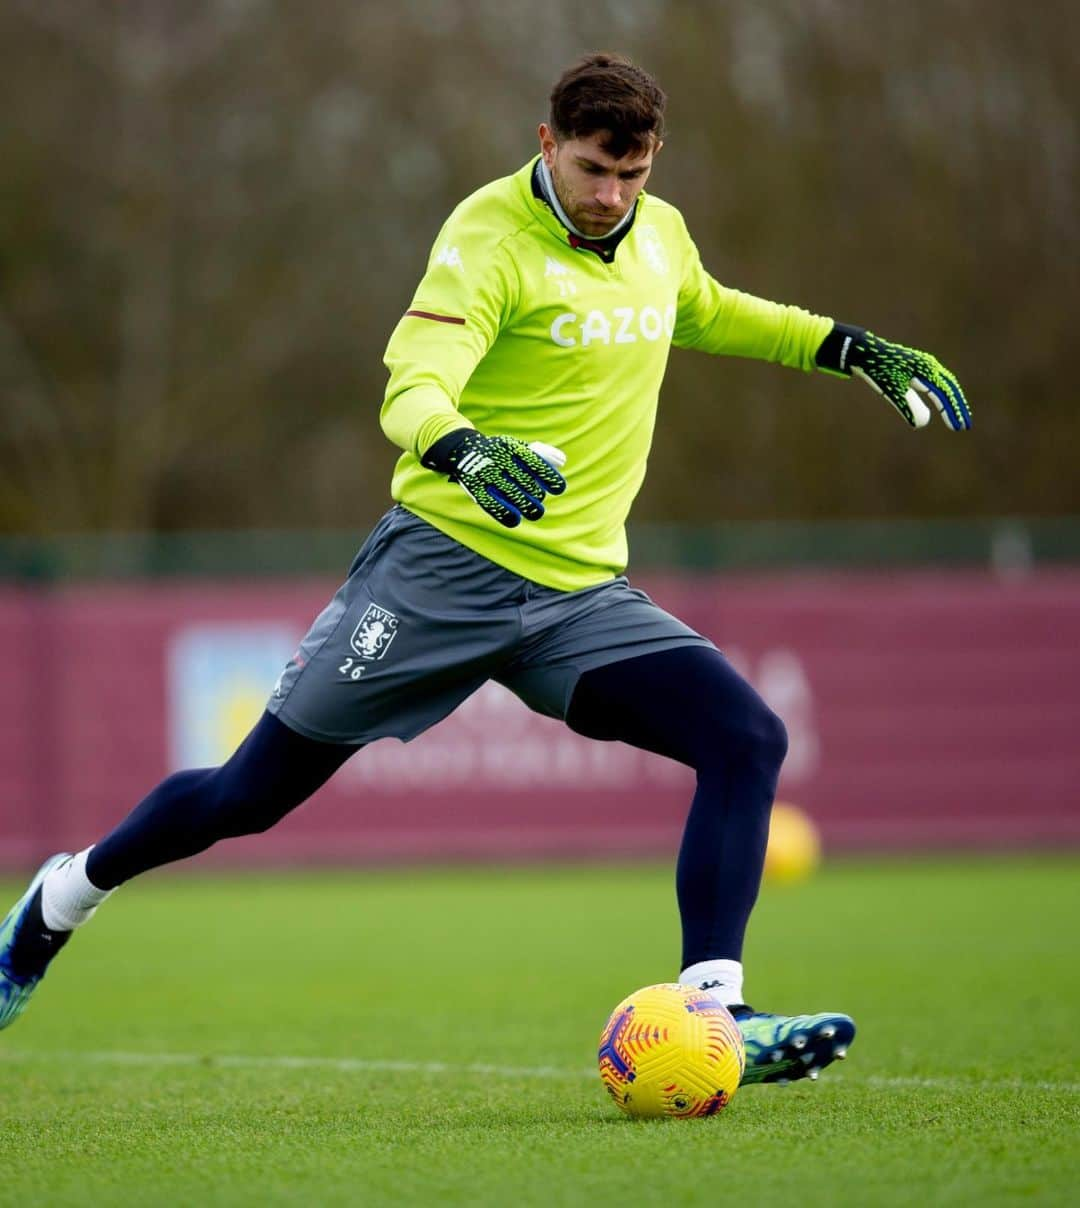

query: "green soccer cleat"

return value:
[0, 853, 72, 1032]
[731, 1005, 856, 1086]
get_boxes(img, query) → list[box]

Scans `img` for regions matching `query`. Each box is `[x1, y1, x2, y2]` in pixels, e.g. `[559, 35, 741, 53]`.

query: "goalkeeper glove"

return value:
[420, 429, 567, 528]
[816, 323, 972, 431]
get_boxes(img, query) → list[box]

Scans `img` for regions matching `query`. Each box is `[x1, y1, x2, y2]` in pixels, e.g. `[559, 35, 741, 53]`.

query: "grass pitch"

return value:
[3, 855, 1078, 1206]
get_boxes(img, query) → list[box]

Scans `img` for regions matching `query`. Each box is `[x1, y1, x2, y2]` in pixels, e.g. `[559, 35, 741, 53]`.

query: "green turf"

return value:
[3, 856, 1079, 1206]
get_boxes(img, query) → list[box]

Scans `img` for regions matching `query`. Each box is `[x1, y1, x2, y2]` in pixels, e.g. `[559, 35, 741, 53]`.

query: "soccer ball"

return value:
[597, 983, 745, 1119]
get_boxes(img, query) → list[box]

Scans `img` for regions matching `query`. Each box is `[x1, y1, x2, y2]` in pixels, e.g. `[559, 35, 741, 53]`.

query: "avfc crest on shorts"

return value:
[350, 603, 399, 661]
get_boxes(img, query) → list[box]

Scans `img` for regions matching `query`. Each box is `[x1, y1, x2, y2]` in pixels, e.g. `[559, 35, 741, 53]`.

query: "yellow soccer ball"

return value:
[597, 983, 745, 1119]
[764, 802, 822, 884]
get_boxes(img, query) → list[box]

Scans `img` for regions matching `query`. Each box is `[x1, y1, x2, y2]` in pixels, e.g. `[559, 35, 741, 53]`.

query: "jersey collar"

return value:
[526, 158, 640, 264]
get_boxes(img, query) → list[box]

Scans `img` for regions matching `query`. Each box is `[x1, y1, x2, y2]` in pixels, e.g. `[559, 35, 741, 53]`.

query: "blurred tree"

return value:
[0, 0, 1076, 535]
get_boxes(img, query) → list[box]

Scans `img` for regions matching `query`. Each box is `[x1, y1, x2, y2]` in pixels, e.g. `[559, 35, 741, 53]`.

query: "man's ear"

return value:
[538, 122, 558, 166]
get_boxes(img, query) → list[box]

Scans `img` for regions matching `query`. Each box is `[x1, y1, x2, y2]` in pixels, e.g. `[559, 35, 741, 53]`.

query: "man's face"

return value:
[538, 124, 661, 238]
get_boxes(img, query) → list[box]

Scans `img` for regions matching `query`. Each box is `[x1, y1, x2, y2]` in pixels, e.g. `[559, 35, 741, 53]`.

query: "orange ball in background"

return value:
[764, 802, 822, 884]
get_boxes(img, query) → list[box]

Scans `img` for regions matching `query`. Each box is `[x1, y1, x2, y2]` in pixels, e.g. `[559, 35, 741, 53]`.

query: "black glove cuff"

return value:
[419, 428, 474, 474]
[815, 322, 866, 375]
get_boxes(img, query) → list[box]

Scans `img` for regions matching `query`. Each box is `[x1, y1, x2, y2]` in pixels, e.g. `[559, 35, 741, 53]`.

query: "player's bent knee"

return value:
[755, 705, 789, 772]
[706, 698, 787, 778]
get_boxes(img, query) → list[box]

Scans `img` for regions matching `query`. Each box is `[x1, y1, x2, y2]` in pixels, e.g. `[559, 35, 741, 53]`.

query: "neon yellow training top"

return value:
[381, 158, 833, 591]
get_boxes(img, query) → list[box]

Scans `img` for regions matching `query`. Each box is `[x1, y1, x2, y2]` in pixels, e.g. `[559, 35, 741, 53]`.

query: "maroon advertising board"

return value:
[1, 569, 1077, 869]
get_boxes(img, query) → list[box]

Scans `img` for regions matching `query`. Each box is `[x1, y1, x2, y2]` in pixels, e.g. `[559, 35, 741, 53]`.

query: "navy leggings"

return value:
[565, 646, 787, 966]
[87, 645, 786, 968]
[86, 717, 357, 889]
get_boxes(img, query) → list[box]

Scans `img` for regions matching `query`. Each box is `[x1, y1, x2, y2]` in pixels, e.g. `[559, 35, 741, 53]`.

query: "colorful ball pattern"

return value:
[597, 983, 746, 1118]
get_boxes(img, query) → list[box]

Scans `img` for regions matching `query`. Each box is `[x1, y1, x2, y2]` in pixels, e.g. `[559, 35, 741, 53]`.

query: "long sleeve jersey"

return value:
[381, 157, 833, 591]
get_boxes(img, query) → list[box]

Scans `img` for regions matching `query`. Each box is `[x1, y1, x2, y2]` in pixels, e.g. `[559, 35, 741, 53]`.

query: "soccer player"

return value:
[1, 53, 970, 1085]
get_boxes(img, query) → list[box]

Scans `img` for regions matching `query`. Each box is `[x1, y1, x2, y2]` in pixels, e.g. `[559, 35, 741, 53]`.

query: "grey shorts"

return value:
[267, 507, 714, 745]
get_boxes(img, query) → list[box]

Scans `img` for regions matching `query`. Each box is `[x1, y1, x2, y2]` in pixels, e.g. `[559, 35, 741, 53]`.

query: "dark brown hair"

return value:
[549, 53, 666, 158]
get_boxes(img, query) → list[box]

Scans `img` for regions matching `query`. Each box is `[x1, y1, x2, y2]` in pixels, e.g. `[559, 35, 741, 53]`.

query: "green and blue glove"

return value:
[421, 429, 567, 528]
[816, 323, 972, 431]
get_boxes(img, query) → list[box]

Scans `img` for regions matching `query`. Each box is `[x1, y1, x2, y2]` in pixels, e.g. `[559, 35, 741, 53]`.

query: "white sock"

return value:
[40, 847, 115, 932]
[679, 959, 744, 1006]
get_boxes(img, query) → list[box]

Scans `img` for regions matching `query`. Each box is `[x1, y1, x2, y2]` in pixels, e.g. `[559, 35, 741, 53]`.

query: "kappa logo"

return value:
[434, 245, 464, 271]
[544, 256, 578, 296]
[350, 603, 399, 661]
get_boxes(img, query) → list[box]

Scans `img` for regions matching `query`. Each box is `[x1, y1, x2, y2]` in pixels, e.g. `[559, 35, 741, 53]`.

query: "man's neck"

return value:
[536, 157, 635, 243]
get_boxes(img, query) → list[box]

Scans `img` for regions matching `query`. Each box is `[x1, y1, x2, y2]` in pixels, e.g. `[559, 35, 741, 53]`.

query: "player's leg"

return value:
[3, 506, 535, 1033]
[88, 710, 357, 887]
[0, 711, 355, 1030]
[566, 645, 783, 982]
[564, 644, 854, 1084]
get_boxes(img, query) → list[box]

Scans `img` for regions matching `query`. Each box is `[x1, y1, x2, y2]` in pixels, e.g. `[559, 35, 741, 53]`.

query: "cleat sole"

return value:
[738, 1012, 856, 1086]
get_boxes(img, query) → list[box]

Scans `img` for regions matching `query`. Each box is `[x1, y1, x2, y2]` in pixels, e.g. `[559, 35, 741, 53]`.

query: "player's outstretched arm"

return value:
[421, 429, 567, 528]
[815, 323, 972, 431]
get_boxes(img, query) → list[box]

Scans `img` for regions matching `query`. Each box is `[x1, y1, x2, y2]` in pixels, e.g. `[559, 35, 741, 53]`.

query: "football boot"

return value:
[0, 853, 72, 1031]
[729, 1005, 855, 1085]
